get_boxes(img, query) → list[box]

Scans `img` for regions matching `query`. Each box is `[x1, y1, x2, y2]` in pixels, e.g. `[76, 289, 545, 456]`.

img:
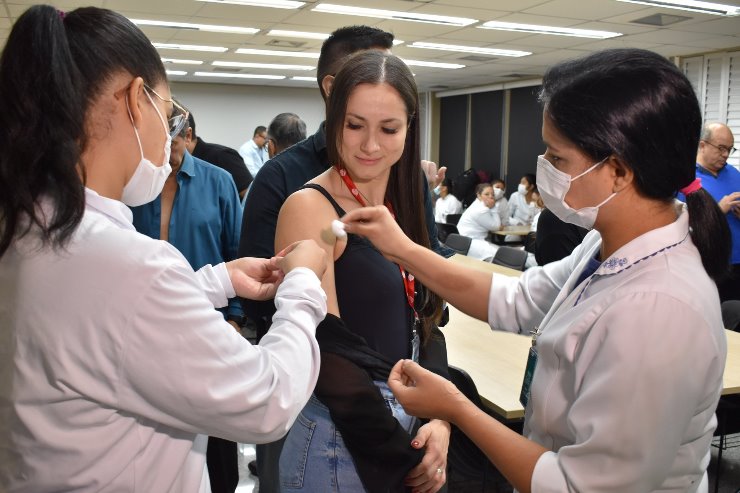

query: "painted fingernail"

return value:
[411, 440, 420, 447]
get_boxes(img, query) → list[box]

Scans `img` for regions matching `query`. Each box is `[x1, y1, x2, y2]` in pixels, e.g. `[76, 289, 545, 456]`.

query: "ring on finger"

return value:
[436, 467, 444, 475]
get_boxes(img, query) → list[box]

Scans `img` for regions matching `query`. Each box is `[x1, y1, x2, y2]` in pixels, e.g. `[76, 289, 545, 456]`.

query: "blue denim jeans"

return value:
[278, 381, 418, 492]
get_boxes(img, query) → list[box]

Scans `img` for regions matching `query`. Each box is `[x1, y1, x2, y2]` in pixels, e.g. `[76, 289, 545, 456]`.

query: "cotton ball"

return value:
[331, 219, 347, 239]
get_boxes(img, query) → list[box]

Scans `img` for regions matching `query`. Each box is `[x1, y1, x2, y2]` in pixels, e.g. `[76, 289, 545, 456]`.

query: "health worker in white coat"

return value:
[342, 48, 730, 493]
[0, 6, 328, 493]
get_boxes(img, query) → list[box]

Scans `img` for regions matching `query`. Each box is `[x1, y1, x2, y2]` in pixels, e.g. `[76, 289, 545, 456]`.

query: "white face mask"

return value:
[536, 155, 616, 230]
[517, 183, 528, 195]
[493, 187, 504, 200]
[121, 91, 172, 207]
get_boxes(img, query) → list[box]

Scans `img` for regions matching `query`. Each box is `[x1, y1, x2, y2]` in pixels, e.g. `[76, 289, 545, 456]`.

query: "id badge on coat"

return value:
[411, 323, 420, 363]
[519, 346, 538, 408]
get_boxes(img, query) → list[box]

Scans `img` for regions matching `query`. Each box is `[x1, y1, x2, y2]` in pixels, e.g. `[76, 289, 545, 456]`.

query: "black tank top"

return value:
[301, 184, 413, 362]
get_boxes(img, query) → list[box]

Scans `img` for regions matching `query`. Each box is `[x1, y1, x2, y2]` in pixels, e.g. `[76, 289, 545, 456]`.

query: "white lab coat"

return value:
[487, 206, 726, 492]
[434, 194, 463, 223]
[0, 188, 326, 492]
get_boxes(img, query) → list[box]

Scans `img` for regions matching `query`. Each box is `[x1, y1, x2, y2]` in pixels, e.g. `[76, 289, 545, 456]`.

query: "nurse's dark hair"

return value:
[326, 50, 443, 341]
[0, 5, 166, 257]
[539, 48, 730, 280]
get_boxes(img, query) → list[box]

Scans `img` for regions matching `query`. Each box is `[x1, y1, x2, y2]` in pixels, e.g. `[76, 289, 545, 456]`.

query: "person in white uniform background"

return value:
[434, 177, 463, 224]
[0, 6, 328, 492]
[491, 178, 510, 226]
[456, 183, 501, 262]
[508, 173, 538, 225]
[343, 48, 730, 492]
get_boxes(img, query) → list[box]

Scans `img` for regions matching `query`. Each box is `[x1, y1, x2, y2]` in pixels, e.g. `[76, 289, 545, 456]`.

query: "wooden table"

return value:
[723, 329, 740, 396]
[449, 253, 522, 277]
[492, 225, 531, 237]
[443, 254, 740, 419]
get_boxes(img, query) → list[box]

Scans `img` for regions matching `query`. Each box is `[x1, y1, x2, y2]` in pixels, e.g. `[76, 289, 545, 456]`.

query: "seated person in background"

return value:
[508, 172, 538, 225]
[491, 178, 509, 226]
[535, 207, 588, 265]
[457, 183, 501, 261]
[434, 177, 462, 223]
[186, 112, 253, 199]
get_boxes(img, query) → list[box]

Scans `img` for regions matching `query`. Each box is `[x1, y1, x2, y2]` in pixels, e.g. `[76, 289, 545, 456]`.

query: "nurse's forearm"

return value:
[394, 242, 492, 321]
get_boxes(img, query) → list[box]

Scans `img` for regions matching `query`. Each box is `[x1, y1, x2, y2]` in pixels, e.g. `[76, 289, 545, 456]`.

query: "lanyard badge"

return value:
[519, 326, 540, 408]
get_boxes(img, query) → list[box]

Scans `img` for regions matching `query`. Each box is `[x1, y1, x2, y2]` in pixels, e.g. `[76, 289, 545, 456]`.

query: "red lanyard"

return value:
[334, 166, 418, 319]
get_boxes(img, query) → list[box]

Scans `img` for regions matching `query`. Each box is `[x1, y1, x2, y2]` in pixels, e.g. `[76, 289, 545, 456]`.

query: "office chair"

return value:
[435, 222, 458, 244]
[444, 233, 472, 256]
[446, 213, 462, 226]
[721, 300, 740, 332]
[491, 245, 528, 271]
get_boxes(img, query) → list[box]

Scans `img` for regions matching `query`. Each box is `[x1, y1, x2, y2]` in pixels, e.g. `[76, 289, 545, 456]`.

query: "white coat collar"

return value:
[84, 188, 135, 231]
[592, 201, 689, 277]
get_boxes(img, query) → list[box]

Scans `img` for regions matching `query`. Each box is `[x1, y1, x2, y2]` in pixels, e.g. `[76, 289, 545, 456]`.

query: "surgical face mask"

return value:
[433, 185, 441, 196]
[517, 183, 528, 195]
[536, 155, 616, 230]
[493, 187, 504, 200]
[121, 91, 172, 207]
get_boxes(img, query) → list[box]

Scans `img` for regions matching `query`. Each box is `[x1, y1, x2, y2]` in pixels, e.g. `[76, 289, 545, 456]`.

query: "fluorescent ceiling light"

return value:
[213, 61, 314, 70]
[131, 19, 258, 34]
[410, 42, 531, 57]
[236, 48, 320, 59]
[312, 4, 478, 26]
[291, 76, 317, 81]
[478, 21, 622, 39]
[616, 0, 740, 16]
[162, 58, 204, 65]
[166, 70, 188, 76]
[402, 59, 465, 69]
[194, 72, 286, 79]
[153, 42, 228, 53]
[196, 0, 305, 9]
[268, 29, 330, 40]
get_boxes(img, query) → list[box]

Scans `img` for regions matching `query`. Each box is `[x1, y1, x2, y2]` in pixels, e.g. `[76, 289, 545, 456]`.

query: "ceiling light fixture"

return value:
[478, 21, 622, 39]
[194, 72, 286, 79]
[196, 0, 305, 9]
[235, 48, 320, 58]
[267, 29, 330, 40]
[161, 58, 204, 65]
[312, 3, 478, 26]
[131, 19, 258, 34]
[213, 61, 314, 70]
[291, 76, 317, 81]
[616, 0, 740, 16]
[153, 42, 228, 52]
[166, 70, 188, 76]
[402, 59, 465, 69]
[409, 42, 531, 57]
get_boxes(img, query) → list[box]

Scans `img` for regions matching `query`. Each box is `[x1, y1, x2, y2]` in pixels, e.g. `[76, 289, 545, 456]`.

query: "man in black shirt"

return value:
[186, 112, 253, 199]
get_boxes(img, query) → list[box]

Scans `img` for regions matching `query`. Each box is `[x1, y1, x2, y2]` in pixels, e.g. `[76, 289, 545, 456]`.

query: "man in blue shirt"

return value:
[131, 104, 244, 493]
[696, 122, 740, 301]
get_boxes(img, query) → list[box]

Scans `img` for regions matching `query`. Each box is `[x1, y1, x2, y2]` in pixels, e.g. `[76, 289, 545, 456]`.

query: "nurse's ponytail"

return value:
[0, 5, 166, 258]
[0, 5, 85, 257]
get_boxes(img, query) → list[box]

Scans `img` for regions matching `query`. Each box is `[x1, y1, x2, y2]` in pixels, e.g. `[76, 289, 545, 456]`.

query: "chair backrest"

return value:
[492, 245, 528, 271]
[446, 213, 462, 226]
[435, 222, 459, 243]
[447, 366, 488, 482]
[444, 233, 472, 255]
[721, 300, 740, 331]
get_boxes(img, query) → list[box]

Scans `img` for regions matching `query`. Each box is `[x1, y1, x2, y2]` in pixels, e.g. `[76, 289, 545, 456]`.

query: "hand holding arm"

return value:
[389, 360, 547, 493]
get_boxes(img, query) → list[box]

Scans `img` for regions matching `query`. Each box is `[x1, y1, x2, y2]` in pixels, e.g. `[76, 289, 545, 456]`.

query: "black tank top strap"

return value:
[300, 183, 346, 217]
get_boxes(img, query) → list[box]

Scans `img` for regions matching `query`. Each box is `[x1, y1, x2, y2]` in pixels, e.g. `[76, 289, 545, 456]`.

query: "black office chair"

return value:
[447, 366, 518, 492]
[721, 300, 740, 332]
[446, 213, 462, 226]
[444, 233, 472, 256]
[435, 222, 458, 244]
[491, 245, 528, 271]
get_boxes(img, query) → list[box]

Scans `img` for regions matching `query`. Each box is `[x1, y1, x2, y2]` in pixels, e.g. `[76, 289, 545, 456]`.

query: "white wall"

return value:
[170, 81, 325, 151]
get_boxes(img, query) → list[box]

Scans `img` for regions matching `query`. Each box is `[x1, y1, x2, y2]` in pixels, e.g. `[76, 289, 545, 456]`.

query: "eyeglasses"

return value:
[703, 140, 736, 156]
[144, 84, 189, 138]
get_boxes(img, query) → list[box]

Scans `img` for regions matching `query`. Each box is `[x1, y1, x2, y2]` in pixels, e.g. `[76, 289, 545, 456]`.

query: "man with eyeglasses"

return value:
[131, 99, 246, 493]
[696, 121, 740, 301]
